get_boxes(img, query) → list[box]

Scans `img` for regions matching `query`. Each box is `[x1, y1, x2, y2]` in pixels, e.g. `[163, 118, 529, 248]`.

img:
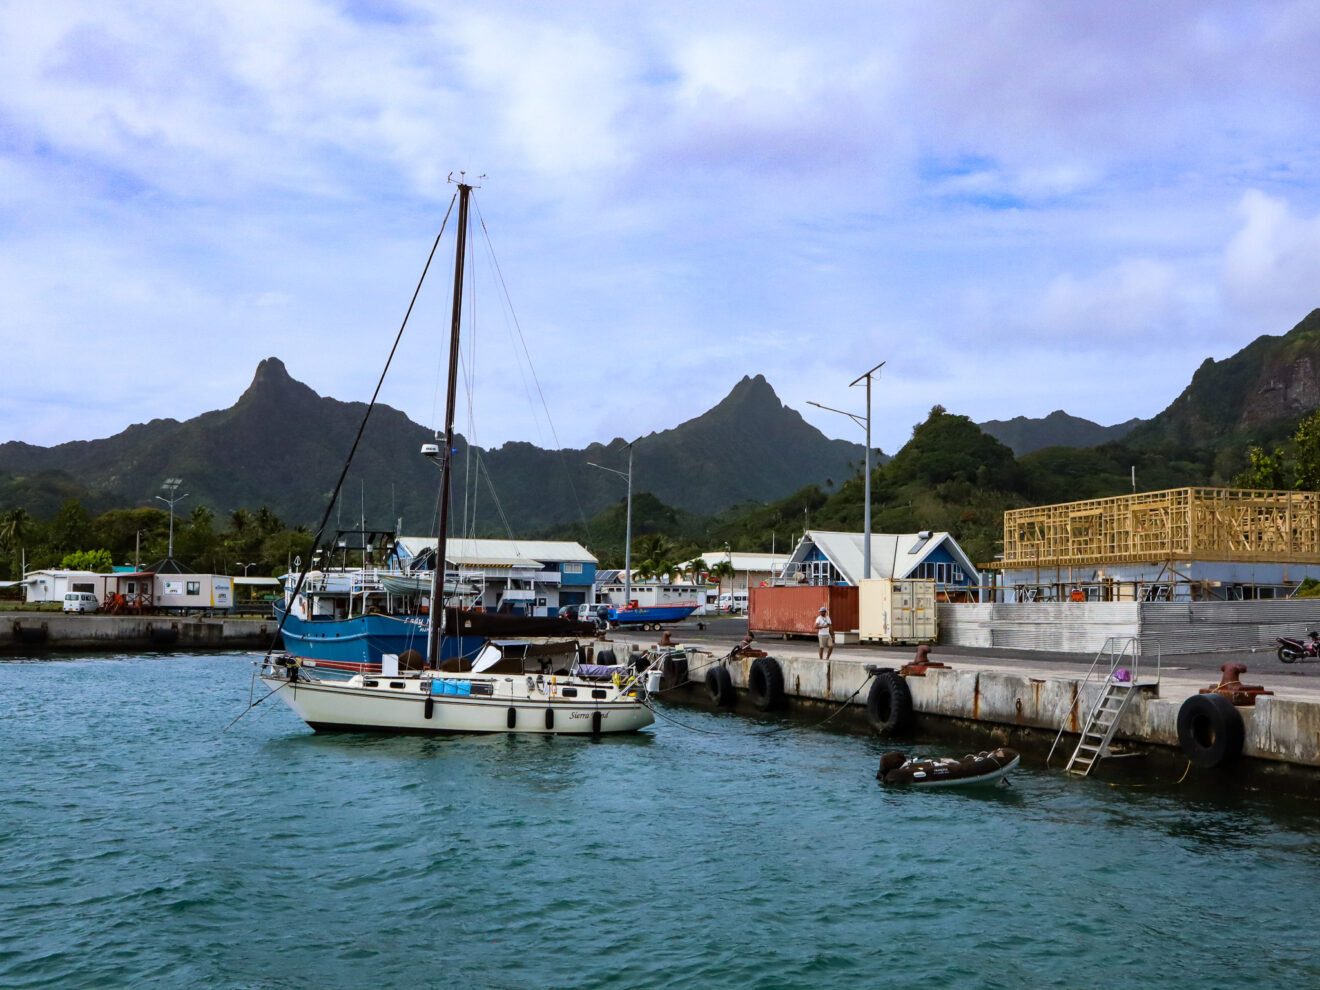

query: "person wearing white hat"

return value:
[815, 606, 834, 660]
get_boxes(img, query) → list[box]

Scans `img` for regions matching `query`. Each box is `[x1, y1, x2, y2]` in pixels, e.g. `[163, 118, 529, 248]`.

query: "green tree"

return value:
[260, 528, 315, 577]
[1293, 411, 1320, 491]
[681, 557, 710, 584]
[0, 507, 31, 551]
[51, 499, 91, 552]
[61, 548, 114, 572]
[179, 504, 219, 571]
[1232, 445, 1287, 489]
[710, 559, 736, 600]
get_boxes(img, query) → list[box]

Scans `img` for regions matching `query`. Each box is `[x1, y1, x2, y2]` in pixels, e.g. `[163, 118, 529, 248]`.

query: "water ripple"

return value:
[1, 653, 1318, 988]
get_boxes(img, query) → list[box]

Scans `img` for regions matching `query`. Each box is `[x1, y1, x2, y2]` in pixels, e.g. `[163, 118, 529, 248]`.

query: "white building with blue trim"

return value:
[395, 537, 597, 616]
[781, 530, 981, 601]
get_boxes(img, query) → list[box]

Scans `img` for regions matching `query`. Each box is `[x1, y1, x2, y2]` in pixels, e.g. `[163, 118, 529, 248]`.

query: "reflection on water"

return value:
[0, 652, 1317, 989]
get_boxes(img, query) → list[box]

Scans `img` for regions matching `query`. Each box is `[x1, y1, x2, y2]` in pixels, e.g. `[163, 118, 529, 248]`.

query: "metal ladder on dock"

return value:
[1048, 637, 1160, 778]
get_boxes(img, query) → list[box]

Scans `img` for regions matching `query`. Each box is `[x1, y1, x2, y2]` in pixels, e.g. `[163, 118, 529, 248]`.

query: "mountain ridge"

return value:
[978, 409, 1143, 456]
[0, 361, 867, 530]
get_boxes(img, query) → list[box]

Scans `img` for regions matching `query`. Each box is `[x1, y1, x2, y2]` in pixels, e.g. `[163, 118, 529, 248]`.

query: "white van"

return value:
[63, 592, 99, 614]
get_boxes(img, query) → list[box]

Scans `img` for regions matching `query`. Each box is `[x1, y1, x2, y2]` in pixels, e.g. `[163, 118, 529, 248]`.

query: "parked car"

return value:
[62, 592, 100, 614]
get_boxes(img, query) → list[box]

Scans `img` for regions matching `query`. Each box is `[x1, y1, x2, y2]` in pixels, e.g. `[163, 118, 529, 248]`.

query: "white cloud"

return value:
[3, 0, 1320, 459]
[1035, 259, 1179, 339]
[1221, 190, 1320, 328]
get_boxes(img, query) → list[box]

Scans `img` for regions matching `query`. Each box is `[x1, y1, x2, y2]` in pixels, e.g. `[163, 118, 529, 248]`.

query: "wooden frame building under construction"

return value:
[993, 487, 1320, 602]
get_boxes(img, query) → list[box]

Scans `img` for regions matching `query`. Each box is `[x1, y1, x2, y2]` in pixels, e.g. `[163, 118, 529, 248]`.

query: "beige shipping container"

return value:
[859, 578, 937, 643]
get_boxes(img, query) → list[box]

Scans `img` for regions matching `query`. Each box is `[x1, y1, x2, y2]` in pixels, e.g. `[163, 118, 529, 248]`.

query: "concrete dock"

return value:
[3, 611, 282, 653]
[610, 619, 1320, 781]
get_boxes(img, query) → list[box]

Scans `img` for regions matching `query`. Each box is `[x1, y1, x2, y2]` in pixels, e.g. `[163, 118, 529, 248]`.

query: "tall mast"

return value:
[427, 181, 471, 665]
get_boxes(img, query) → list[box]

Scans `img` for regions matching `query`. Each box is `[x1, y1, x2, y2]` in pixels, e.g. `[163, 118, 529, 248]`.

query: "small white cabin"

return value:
[19, 570, 111, 604]
[157, 574, 233, 611]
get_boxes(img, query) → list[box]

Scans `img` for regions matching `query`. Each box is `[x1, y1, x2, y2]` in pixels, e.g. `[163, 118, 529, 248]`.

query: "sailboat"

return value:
[259, 180, 655, 735]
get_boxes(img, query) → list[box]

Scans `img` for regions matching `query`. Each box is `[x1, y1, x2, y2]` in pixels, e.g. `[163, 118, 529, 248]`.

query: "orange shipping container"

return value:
[749, 586, 859, 636]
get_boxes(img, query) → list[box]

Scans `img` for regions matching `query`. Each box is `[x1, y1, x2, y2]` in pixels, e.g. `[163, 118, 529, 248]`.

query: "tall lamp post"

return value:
[808, 360, 884, 582]
[587, 442, 634, 605]
[155, 478, 188, 562]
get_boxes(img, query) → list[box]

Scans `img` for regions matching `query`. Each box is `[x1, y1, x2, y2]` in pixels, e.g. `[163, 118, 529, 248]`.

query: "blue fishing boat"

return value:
[274, 604, 466, 670]
[276, 543, 594, 670]
[606, 601, 698, 630]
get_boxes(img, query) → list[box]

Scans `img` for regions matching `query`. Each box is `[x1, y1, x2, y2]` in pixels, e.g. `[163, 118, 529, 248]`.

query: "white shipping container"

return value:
[859, 578, 937, 643]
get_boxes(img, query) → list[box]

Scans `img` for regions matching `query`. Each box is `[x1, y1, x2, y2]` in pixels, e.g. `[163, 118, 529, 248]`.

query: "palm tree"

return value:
[0, 508, 31, 551]
[681, 556, 710, 585]
[710, 560, 736, 604]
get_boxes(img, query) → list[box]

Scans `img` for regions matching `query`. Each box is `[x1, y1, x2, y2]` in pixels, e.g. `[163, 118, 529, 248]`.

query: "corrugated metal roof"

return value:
[688, 550, 790, 572]
[791, 530, 979, 585]
[396, 536, 596, 565]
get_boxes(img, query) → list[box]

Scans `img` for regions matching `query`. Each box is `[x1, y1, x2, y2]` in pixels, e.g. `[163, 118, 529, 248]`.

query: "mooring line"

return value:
[223, 668, 293, 732]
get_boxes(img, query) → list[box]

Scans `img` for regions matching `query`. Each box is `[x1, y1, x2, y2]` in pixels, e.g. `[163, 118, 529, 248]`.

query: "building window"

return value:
[186, 581, 201, 596]
[562, 562, 583, 574]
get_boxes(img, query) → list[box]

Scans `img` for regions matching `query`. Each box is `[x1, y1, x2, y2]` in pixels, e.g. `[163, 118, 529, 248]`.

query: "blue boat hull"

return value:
[276, 608, 484, 666]
[607, 604, 697, 625]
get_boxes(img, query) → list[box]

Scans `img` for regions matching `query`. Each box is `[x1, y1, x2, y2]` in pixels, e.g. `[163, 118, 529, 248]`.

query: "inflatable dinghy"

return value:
[877, 747, 1020, 788]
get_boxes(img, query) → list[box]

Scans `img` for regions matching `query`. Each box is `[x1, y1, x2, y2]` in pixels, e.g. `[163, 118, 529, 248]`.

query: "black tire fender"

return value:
[1177, 693, 1244, 768]
[866, 669, 914, 736]
[748, 656, 785, 711]
[660, 655, 688, 689]
[705, 665, 735, 707]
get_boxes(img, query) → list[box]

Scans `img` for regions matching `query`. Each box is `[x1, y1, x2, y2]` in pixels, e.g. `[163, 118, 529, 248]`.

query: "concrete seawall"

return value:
[4, 612, 282, 653]
[618, 628, 1320, 774]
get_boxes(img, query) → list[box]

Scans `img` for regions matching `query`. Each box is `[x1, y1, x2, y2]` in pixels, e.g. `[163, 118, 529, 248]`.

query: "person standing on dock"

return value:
[815, 606, 834, 660]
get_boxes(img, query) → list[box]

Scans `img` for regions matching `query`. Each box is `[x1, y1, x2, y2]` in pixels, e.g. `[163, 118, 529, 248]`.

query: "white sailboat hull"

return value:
[260, 671, 654, 735]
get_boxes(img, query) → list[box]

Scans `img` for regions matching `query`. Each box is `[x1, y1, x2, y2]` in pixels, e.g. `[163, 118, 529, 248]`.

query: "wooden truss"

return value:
[998, 487, 1320, 567]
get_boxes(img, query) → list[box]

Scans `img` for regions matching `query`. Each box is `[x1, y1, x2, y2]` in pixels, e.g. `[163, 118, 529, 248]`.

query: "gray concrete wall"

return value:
[937, 602, 1140, 652]
[4, 612, 280, 652]
[700, 649, 1319, 768]
[937, 599, 1320, 657]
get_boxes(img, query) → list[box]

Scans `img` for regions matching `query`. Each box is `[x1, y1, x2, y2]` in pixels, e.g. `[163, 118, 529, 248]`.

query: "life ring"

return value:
[1177, 693, 1244, 768]
[866, 669, 914, 736]
[705, 665, 735, 707]
[748, 656, 785, 711]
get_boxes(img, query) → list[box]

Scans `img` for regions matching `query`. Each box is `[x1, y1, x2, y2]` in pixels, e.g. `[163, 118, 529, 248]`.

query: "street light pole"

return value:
[587, 441, 634, 605]
[155, 478, 188, 562]
[808, 360, 884, 582]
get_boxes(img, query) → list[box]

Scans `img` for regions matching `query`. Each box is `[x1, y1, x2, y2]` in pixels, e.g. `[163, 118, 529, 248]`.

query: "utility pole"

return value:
[588, 441, 635, 604]
[155, 478, 188, 562]
[809, 360, 885, 581]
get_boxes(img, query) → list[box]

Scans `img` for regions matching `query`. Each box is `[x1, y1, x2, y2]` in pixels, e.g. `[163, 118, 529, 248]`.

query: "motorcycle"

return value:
[1276, 630, 1320, 663]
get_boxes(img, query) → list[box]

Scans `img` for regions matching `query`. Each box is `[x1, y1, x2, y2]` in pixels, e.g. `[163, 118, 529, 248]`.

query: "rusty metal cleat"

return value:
[1200, 661, 1273, 706]
[901, 643, 949, 677]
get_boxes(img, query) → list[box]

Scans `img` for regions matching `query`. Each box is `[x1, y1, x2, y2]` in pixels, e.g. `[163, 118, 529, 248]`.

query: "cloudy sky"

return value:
[4, 1, 1320, 457]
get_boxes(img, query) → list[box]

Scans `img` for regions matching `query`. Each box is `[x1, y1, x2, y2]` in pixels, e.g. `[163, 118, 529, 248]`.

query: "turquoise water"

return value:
[2, 653, 1318, 989]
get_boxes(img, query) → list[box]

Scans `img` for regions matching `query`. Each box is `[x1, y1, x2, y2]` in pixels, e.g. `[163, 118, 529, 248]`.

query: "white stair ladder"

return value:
[1048, 637, 1160, 778]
